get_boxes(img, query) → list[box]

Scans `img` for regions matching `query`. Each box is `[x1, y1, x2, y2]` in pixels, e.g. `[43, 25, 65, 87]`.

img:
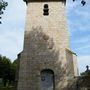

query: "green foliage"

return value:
[81, 70, 90, 76]
[0, 86, 15, 90]
[2, 56, 11, 86]
[79, 67, 90, 87]
[0, 0, 8, 24]
[0, 0, 8, 11]
[9, 60, 17, 84]
[0, 55, 17, 87]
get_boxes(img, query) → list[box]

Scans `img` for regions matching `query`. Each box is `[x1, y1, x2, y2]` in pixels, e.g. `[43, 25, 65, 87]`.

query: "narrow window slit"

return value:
[43, 4, 49, 16]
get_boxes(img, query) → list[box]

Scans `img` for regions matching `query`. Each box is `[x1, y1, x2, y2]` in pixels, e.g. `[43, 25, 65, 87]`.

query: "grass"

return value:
[0, 86, 16, 90]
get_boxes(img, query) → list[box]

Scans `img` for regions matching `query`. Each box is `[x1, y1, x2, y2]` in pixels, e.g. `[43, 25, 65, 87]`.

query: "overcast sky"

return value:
[0, 0, 90, 73]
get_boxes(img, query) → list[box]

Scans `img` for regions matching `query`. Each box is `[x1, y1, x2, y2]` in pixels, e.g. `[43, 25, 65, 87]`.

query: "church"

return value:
[16, 0, 79, 90]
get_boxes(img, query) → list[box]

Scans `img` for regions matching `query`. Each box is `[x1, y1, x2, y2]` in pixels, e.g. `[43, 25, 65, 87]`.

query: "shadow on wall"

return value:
[17, 26, 77, 90]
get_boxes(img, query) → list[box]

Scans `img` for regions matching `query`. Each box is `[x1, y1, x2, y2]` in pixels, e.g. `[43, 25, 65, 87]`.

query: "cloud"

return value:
[72, 35, 90, 44]
[66, 0, 79, 13]
[70, 36, 90, 56]
[0, 0, 26, 61]
[2, 0, 26, 27]
[0, 0, 90, 73]
[66, 0, 90, 34]
[66, 1, 90, 73]
[0, 28, 24, 60]
[75, 45, 90, 51]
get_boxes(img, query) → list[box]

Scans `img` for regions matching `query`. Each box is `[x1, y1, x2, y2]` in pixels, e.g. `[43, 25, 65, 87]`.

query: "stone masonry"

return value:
[17, 0, 79, 90]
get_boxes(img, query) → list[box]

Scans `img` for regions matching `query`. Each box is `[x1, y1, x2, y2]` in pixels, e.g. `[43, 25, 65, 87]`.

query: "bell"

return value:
[81, 0, 86, 6]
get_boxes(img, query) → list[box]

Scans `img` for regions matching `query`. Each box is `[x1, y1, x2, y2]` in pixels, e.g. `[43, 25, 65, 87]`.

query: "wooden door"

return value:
[40, 70, 54, 90]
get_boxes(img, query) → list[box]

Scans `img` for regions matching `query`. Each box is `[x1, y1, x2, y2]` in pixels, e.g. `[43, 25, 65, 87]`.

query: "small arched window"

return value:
[44, 4, 48, 8]
[43, 4, 49, 16]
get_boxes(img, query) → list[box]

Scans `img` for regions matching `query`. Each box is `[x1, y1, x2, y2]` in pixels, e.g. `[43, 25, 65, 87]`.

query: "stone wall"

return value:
[17, 1, 78, 90]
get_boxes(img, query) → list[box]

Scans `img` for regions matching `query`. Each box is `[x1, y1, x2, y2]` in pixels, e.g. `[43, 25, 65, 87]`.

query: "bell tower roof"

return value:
[23, 0, 66, 3]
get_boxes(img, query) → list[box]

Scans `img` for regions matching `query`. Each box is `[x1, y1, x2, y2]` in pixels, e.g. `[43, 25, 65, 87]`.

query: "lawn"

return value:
[0, 87, 16, 90]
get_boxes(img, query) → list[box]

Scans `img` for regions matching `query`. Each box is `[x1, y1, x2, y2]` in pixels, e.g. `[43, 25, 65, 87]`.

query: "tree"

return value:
[1, 56, 11, 87]
[0, 54, 17, 87]
[9, 60, 17, 85]
[0, 0, 8, 24]
[0, 55, 3, 78]
[79, 66, 90, 88]
[81, 66, 90, 76]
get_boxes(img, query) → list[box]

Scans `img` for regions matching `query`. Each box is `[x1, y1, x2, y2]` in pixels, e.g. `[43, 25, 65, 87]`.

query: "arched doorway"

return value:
[40, 69, 55, 90]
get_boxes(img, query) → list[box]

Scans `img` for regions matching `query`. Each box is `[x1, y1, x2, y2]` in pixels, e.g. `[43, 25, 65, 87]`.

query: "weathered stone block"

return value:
[17, 1, 78, 90]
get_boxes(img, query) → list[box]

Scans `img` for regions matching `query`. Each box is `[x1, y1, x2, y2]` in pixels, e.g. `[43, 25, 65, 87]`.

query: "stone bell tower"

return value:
[17, 0, 79, 90]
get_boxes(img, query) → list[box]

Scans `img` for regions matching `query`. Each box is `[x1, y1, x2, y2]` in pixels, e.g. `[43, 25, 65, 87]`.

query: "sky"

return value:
[0, 0, 90, 73]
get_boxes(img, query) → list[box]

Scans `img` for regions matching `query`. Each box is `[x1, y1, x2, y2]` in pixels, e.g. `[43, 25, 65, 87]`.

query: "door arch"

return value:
[40, 69, 55, 90]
